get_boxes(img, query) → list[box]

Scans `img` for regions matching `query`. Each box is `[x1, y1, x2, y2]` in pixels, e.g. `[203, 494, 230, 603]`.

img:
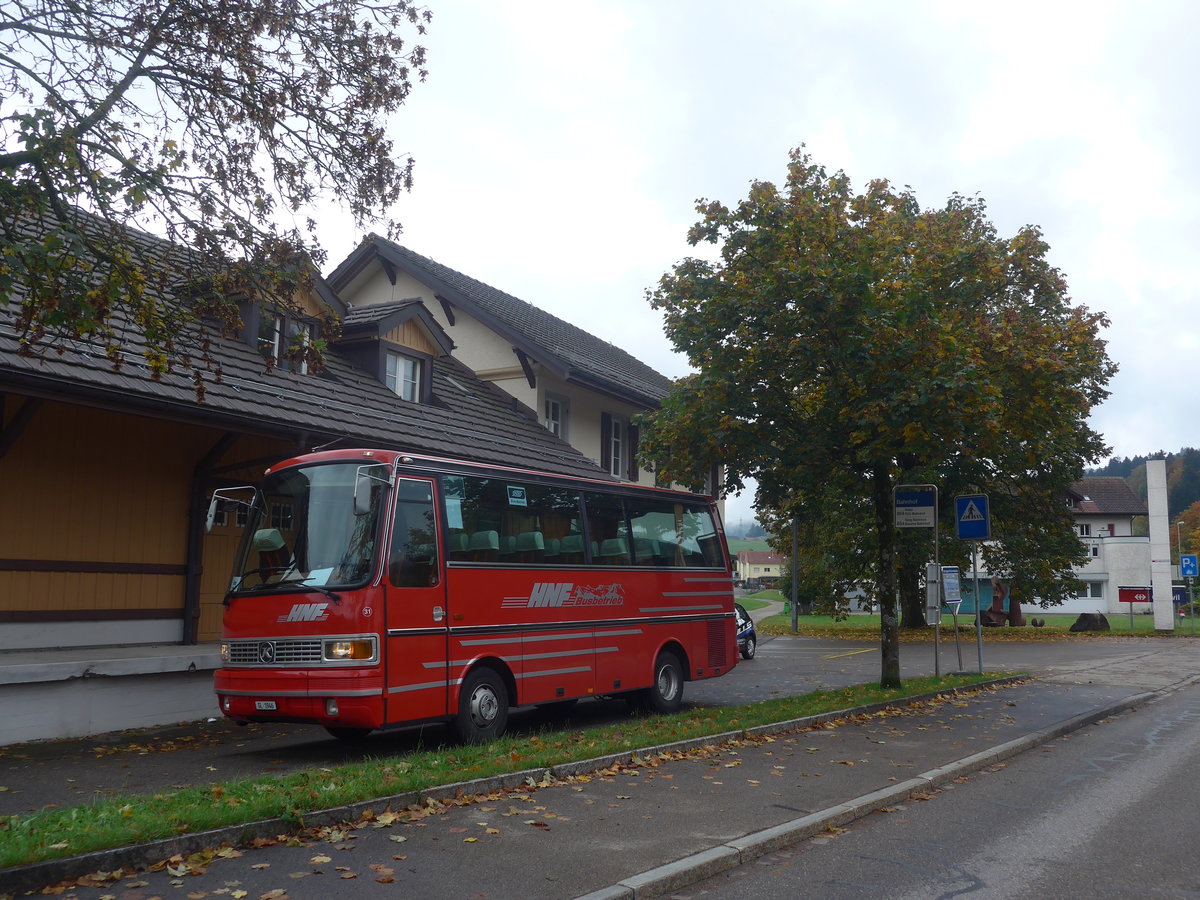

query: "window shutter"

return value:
[627, 423, 640, 482]
[600, 413, 612, 472]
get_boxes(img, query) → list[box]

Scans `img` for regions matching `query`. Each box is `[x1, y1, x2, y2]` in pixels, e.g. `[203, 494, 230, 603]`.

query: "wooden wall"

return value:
[0, 396, 294, 646]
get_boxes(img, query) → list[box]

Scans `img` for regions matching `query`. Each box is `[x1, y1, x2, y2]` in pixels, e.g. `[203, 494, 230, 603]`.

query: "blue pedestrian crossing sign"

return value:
[1183, 555, 1199, 578]
[955, 494, 991, 540]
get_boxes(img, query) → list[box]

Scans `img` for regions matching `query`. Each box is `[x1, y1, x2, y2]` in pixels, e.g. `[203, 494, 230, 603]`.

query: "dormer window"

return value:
[386, 350, 423, 402]
[258, 310, 313, 374]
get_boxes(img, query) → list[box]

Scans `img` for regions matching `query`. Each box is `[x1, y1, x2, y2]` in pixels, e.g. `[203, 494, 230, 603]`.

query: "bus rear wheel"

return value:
[454, 667, 510, 743]
[641, 650, 684, 714]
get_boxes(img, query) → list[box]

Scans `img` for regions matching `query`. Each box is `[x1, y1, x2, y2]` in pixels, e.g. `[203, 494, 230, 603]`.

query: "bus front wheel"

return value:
[641, 651, 684, 714]
[454, 667, 510, 743]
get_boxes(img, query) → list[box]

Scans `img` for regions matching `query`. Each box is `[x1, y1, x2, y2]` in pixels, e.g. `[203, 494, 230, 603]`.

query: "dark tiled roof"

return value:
[338, 298, 455, 356]
[342, 299, 422, 328]
[1, 217, 612, 481]
[1069, 477, 1147, 515]
[327, 237, 675, 408]
[738, 551, 782, 564]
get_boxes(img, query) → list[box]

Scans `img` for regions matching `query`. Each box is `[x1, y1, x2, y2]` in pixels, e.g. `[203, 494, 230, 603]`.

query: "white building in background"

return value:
[1051, 477, 1150, 615]
[736, 551, 783, 586]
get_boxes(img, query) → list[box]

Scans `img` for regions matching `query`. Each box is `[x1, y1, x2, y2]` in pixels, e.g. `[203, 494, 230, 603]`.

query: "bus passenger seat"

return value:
[447, 531, 470, 561]
[559, 534, 585, 564]
[598, 538, 630, 566]
[516, 531, 545, 562]
[468, 530, 499, 562]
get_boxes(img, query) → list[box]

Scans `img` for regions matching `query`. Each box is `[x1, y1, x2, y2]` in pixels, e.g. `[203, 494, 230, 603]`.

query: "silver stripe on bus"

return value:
[386, 627, 449, 637]
[661, 591, 734, 597]
[421, 646, 615, 669]
[387, 679, 456, 695]
[216, 696, 379, 700]
[457, 628, 643, 646]
[638, 604, 727, 613]
[514, 666, 593, 679]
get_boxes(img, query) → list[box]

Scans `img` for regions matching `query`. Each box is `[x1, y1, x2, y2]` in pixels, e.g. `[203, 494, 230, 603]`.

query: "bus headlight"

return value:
[220, 642, 231, 663]
[324, 638, 376, 661]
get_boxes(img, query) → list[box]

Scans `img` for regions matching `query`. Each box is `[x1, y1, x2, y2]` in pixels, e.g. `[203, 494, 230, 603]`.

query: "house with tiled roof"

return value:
[0, 212, 615, 743]
[1063, 477, 1150, 614]
[735, 550, 783, 586]
[968, 476, 1151, 619]
[326, 237, 679, 486]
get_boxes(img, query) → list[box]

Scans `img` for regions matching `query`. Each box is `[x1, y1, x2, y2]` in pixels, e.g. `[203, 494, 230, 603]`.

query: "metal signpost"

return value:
[954, 494, 990, 673]
[1118, 585, 1150, 630]
[895, 485, 939, 675]
[1183, 554, 1198, 635]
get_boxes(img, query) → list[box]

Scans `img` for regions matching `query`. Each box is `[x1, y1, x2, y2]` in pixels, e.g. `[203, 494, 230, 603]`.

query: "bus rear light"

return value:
[325, 698, 339, 716]
[324, 638, 376, 661]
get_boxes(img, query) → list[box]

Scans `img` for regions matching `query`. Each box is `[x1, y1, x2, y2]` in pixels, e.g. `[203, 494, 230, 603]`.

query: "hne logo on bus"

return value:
[277, 602, 330, 623]
[503, 582, 625, 608]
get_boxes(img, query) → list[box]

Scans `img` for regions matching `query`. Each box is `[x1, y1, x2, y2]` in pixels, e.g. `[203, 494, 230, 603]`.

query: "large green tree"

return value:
[641, 149, 1115, 687]
[1, 0, 430, 375]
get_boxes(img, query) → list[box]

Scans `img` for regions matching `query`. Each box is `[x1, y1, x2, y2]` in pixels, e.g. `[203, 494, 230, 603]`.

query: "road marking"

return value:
[823, 648, 877, 659]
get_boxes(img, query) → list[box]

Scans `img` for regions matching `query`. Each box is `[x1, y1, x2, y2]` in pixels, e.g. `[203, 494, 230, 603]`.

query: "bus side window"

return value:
[389, 482, 439, 587]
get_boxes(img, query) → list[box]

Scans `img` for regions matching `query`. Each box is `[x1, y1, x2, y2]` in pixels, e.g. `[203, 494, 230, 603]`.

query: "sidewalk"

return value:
[2, 637, 1196, 898]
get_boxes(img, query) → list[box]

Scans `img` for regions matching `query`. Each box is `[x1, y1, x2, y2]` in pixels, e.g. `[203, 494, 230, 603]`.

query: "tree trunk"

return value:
[899, 562, 926, 628]
[873, 468, 901, 688]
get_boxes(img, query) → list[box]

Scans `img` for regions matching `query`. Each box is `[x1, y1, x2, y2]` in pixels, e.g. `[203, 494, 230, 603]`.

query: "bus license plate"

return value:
[255, 700, 277, 711]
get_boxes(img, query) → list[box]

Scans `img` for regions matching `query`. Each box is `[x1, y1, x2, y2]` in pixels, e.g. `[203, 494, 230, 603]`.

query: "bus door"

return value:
[384, 476, 449, 724]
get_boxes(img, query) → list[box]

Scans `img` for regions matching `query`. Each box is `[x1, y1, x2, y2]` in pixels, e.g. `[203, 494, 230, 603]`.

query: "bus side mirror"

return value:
[353, 464, 391, 516]
[205, 485, 257, 533]
[354, 478, 371, 516]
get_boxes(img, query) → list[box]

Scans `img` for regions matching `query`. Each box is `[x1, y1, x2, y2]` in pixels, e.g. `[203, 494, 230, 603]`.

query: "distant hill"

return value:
[1088, 447, 1200, 518]
[727, 538, 772, 555]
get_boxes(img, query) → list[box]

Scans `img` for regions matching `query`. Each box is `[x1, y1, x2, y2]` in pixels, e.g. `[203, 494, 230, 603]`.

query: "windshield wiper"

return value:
[270, 579, 343, 602]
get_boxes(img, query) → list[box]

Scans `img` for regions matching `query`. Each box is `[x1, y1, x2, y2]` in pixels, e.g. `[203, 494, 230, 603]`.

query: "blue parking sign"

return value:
[1183, 555, 1199, 578]
[955, 494, 990, 541]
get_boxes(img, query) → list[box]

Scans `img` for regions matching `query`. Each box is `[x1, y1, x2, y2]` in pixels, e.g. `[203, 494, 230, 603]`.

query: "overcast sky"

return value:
[314, 0, 1200, 528]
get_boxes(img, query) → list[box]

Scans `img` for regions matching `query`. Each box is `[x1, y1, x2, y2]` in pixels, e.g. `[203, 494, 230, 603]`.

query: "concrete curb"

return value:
[572, 688, 1158, 900]
[0, 678, 1130, 896]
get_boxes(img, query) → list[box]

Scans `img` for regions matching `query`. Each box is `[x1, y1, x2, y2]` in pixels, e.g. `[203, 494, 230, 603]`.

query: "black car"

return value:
[734, 602, 757, 660]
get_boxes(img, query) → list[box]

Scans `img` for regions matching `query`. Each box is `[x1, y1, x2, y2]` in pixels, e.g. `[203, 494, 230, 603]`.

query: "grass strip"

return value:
[0, 672, 1004, 869]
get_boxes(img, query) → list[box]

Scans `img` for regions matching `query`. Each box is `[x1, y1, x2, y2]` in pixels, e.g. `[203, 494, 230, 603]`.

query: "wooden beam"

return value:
[0, 397, 43, 459]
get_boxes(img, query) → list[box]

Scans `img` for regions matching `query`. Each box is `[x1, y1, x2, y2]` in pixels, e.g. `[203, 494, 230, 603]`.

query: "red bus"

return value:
[209, 448, 737, 742]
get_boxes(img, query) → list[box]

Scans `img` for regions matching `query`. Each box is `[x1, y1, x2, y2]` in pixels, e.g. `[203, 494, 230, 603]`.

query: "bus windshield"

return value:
[228, 461, 389, 593]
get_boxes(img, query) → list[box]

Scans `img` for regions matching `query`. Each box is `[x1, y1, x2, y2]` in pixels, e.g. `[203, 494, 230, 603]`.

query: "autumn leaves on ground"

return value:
[0, 673, 1000, 874]
[17, 681, 1012, 896]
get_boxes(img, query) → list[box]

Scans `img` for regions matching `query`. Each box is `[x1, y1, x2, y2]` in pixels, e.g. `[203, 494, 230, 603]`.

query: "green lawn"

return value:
[0, 672, 1004, 870]
[742, 590, 1198, 639]
[726, 537, 771, 555]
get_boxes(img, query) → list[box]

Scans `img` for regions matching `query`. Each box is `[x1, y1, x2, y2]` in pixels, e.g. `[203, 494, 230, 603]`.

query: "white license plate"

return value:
[255, 700, 278, 711]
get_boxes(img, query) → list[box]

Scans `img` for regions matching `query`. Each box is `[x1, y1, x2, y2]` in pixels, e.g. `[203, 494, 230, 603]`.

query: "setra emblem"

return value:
[257, 641, 276, 664]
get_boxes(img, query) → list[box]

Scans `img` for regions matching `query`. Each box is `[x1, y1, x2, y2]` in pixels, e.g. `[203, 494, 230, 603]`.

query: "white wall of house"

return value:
[342, 263, 657, 486]
[1056, 536, 1151, 615]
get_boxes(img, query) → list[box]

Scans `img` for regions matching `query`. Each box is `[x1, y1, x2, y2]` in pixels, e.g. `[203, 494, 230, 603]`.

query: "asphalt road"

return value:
[0, 631, 1182, 818]
[683, 675, 1200, 899]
